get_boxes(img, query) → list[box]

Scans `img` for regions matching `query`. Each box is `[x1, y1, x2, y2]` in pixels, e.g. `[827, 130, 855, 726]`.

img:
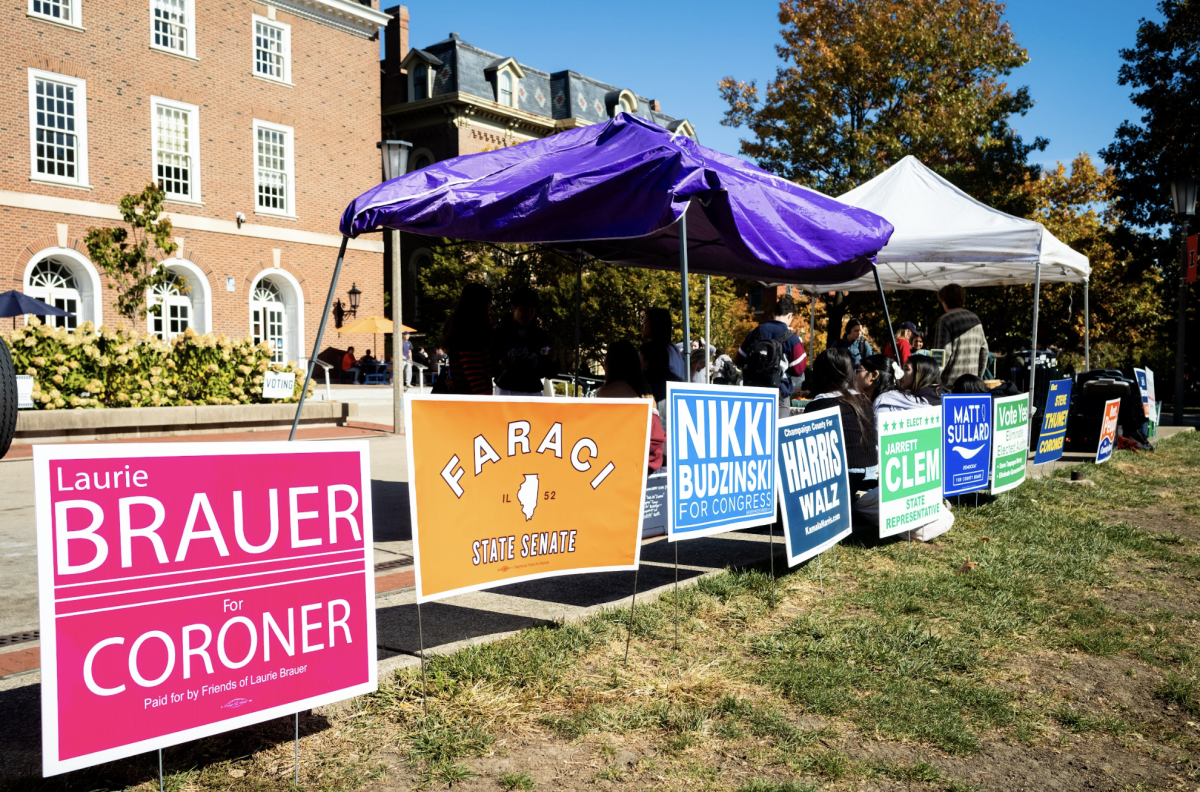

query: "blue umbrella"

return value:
[0, 290, 73, 329]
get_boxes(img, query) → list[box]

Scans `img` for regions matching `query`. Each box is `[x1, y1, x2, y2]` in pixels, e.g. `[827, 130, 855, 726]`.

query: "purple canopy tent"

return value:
[290, 114, 895, 438]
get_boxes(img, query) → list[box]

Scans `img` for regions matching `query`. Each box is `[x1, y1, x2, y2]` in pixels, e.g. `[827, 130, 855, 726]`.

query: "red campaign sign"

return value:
[1188, 234, 1197, 284]
[34, 441, 376, 776]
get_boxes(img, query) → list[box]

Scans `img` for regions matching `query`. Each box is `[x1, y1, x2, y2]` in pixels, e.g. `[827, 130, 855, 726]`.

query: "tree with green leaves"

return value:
[1101, 1, 1200, 230]
[416, 243, 755, 374]
[85, 183, 179, 323]
[718, 0, 1046, 211]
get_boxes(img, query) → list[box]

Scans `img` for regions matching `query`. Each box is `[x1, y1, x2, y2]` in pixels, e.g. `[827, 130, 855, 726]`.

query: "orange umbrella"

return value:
[336, 316, 416, 362]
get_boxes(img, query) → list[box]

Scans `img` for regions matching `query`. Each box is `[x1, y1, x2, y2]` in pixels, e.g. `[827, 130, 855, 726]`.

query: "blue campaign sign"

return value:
[775, 406, 852, 567]
[941, 394, 993, 496]
[667, 382, 778, 541]
[1033, 378, 1073, 465]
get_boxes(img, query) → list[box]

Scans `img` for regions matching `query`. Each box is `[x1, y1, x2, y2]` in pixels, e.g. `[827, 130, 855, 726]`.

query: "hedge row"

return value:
[2, 320, 310, 409]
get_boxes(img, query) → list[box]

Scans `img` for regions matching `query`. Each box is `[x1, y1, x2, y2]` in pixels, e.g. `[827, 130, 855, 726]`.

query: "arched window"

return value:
[619, 95, 635, 114]
[149, 272, 190, 340]
[27, 259, 80, 329]
[413, 63, 428, 100]
[412, 153, 431, 170]
[251, 279, 286, 363]
[499, 72, 513, 107]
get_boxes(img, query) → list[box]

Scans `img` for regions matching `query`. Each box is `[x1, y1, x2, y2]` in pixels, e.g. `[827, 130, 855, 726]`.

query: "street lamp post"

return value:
[1170, 177, 1198, 426]
[378, 140, 411, 434]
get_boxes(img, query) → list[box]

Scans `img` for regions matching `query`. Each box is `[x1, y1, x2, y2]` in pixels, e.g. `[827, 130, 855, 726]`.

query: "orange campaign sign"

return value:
[405, 395, 654, 602]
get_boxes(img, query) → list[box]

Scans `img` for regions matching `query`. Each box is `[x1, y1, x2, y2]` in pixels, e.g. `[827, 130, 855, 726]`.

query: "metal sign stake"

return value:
[416, 600, 429, 717]
[294, 714, 299, 787]
[624, 564, 640, 665]
[158, 748, 163, 792]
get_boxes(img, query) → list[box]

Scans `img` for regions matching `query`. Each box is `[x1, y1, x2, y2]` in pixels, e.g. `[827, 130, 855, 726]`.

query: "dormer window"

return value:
[401, 49, 442, 104]
[413, 63, 428, 100]
[499, 72, 513, 107]
[607, 89, 639, 118]
[484, 57, 525, 110]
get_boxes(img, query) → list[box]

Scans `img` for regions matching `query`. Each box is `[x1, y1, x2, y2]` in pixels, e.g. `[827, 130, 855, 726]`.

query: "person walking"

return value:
[736, 294, 807, 418]
[401, 331, 414, 387]
[443, 283, 496, 395]
[934, 283, 990, 387]
[493, 286, 557, 396]
[835, 318, 874, 367]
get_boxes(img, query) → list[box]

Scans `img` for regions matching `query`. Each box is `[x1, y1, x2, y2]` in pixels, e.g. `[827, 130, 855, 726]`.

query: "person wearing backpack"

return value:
[735, 294, 807, 417]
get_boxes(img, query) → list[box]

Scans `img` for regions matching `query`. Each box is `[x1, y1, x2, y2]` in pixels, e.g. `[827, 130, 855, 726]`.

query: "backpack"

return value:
[742, 328, 795, 389]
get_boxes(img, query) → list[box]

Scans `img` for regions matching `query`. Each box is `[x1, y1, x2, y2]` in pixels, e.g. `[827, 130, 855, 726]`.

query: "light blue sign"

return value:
[775, 406, 851, 567]
[666, 382, 778, 541]
[941, 394, 992, 496]
[1033, 378, 1073, 465]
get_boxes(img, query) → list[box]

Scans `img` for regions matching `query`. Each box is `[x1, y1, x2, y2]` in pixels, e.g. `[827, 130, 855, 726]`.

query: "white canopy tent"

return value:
[792, 156, 1093, 384]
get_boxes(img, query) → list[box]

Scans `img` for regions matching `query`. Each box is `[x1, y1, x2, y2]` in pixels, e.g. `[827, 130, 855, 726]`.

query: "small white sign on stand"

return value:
[262, 370, 296, 399]
[16, 375, 34, 409]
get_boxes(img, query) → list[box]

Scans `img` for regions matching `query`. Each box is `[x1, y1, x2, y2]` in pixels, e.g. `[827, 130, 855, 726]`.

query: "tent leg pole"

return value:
[1030, 262, 1042, 404]
[680, 212, 691, 358]
[1084, 279, 1090, 372]
[392, 229, 405, 433]
[809, 289, 816, 371]
[705, 276, 711, 382]
[675, 211, 690, 651]
[290, 235, 349, 441]
[573, 254, 583, 396]
[872, 265, 899, 363]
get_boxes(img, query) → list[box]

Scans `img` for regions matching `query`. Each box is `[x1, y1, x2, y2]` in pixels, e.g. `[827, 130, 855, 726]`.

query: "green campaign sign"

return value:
[990, 393, 1029, 494]
[878, 405, 943, 538]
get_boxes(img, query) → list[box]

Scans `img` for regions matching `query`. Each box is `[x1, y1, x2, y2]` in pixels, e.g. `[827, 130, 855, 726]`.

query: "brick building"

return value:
[378, 8, 698, 328]
[1, 0, 390, 368]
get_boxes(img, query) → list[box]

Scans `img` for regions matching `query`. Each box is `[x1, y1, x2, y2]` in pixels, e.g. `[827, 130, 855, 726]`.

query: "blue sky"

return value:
[387, 0, 1161, 175]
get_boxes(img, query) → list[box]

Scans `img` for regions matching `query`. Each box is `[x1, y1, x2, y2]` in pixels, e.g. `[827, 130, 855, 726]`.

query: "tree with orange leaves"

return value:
[718, 0, 1045, 214]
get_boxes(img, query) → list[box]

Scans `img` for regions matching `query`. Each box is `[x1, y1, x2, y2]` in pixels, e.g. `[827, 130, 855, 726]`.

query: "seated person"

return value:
[803, 348, 877, 493]
[359, 349, 378, 365]
[341, 346, 361, 384]
[597, 340, 665, 473]
[899, 355, 942, 406]
[951, 374, 989, 394]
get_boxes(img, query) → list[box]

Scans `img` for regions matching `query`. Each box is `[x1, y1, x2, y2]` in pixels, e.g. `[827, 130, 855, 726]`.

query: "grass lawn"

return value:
[13, 432, 1200, 791]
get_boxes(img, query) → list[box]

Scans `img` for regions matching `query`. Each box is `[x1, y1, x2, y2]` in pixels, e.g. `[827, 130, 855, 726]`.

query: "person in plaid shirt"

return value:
[934, 283, 990, 387]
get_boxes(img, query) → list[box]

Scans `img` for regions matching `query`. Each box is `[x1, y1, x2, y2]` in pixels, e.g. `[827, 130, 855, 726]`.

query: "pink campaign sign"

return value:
[34, 441, 377, 776]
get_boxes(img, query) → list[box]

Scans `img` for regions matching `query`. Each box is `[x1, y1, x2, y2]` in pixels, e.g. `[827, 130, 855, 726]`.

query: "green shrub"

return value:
[3, 319, 310, 409]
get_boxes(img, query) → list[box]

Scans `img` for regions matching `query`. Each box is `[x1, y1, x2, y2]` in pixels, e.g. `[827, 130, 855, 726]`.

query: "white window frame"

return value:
[28, 0, 83, 29]
[252, 119, 296, 219]
[149, 0, 196, 59]
[409, 62, 431, 101]
[150, 95, 201, 204]
[27, 68, 89, 188]
[252, 14, 291, 85]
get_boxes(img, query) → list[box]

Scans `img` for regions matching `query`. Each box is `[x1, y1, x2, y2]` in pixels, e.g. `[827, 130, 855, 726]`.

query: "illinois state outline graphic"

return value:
[517, 474, 539, 521]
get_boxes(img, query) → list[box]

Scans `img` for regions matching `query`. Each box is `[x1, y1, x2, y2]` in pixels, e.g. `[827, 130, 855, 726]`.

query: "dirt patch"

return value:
[1110, 504, 1200, 542]
[937, 737, 1186, 791]
[1003, 651, 1169, 724]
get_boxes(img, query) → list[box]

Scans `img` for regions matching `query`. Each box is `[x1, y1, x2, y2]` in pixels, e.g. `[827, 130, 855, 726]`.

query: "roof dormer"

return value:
[606, 89, 639, 117]
[485, 57, 526, 108]
[401, 48, 444, 102]
[667, 118, 697, 141]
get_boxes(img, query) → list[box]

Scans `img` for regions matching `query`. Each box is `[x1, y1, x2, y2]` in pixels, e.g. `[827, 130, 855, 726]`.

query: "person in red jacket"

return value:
[597, 339, 665, 472]
[883, 321, 918, 365]
[341, 346, 361, 384]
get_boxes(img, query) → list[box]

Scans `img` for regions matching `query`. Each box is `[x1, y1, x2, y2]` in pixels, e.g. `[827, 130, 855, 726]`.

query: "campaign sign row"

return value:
[33, 380, 1117, 777]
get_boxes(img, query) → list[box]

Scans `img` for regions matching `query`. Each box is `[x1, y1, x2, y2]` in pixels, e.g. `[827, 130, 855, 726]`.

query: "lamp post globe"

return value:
[377, 140, 411, 182]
